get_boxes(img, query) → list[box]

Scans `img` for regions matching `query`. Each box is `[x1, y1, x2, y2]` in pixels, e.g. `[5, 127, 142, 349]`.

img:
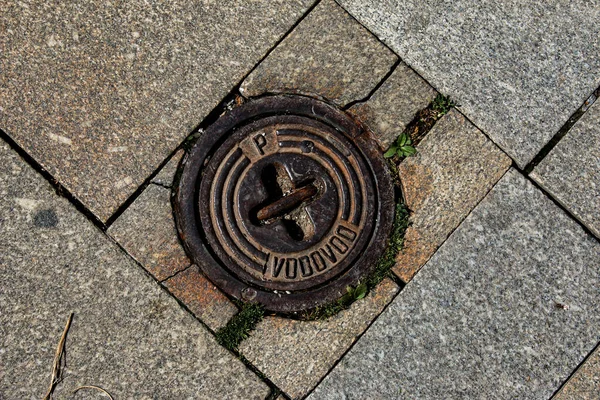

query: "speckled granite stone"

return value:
[240, 279, 399, 399]
[152, 149, 184, 188]
[531, 101, 600, 239]
[310, 169, 600, 399]
[394, 110, 511, 282]
[107, 184, 189, 281]
[555, 345, 600, 400]
[336, 0, 600, 167]
[0, 0, 314, 222]
[240, 0, 397, 106]
[348, 63, 437, 149]
[0, 140, 269, 399]
[163, 265, 238, 331]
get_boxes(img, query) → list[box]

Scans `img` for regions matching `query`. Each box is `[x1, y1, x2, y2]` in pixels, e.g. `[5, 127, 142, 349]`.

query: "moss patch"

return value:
[304, 202, 410, 320]
[215, 303, 264, 351]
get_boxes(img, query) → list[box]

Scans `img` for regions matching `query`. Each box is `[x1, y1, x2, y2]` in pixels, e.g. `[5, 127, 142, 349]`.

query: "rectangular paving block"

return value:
[348, 62, 437, 149]
[240, 279, 399, 399]
[394, 109, 511, 282]
[0, 0, 314, 222]
[0, 140, 269, 399]
[108, 183, 190, 281]
[336, 0, 600, 167]
[309, 169, 600, 399]
[163, 265, 238, 331]
[240, 0, 397, 106]
[554, 345, 600, 400]
[108, 180, 237, 331]
[531, 100, 600, 239]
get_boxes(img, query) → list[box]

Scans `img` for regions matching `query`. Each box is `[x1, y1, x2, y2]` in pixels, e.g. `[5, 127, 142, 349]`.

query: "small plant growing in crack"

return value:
[384, 94, 457, 160]
[432, 93, 456, 117]
[383, 132, 416, 159]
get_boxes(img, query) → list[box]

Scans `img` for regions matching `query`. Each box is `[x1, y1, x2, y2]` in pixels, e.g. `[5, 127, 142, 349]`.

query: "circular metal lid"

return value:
[174, 95, 394, 313]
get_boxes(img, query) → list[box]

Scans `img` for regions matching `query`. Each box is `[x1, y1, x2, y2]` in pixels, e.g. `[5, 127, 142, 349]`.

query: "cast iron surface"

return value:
[174, 95, 394, 313]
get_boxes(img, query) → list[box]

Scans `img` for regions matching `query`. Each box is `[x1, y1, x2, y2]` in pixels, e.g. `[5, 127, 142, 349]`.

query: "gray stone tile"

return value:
[152, 149, 184, 188]
[0, 140, 269, 399]
[163, 265, 238, 331]
[108, 184, 189, 281]
[0, 0, 314, 222]
[394, 110, 511, 282]
[109, 164, 238, 331]
[336, 0, 600, 167]
[240, 279, 399, 399]
[310, 169, 600, 400]
[555, 345, 600, 400]
[531, 101, 600, 239]
[348, 62, 437, 149]
[240, 0, 397, 107]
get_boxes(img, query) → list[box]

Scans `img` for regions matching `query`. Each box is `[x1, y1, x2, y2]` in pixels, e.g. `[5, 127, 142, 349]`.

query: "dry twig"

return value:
[43, 312, 74, 400]
[72, 385, 115, 400]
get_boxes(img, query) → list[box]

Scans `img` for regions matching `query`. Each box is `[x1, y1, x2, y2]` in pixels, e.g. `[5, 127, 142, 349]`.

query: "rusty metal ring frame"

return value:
[174, 95, 394, 313]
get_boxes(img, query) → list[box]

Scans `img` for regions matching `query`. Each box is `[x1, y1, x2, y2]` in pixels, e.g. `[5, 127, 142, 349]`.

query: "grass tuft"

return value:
[215, 303, 264, 351]
[432, 94, 456, 116]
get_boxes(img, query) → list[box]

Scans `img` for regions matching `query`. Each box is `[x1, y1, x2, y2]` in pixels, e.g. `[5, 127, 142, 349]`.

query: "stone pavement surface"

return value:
[310, 170, 600, 399]
[348, 62, 436, 149]
[240, 279, 399, 399]
[0, 0, 314, 221]
[555, 346, 600, 400]
[2, 0, 600, 398]
[0, 140, 268, 399]
[337, 0, 600, 167]
[240, 0, 397, 107]
[531, 100, 600, 239]
[394, 109, 511, 282]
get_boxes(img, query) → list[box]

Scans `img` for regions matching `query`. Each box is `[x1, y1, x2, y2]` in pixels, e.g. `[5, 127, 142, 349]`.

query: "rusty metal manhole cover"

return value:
[174, 95, 394, 313]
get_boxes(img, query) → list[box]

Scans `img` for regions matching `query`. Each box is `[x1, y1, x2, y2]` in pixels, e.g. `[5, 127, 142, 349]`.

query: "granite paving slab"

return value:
[0, 140, 269, 399]
[0, 0, 314, 222]
[108, 183, 190, 281]
[394, 109, 511, 282]
[531, 100, 600, 239]
[152, 149, 184, 188]
[108, 179, 237, 330]
[163, 265, 238, 331]
[240, 279, 399, 399]
[309, 169, 600, 399]
[240, 0, 397, 106]
[554, 345, 600, 400]
[348, 62, 437, 149]
[336, 0, 600, 167]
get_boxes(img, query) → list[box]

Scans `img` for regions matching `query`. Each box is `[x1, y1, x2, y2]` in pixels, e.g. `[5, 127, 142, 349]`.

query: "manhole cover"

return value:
[174, 95, 394, 313]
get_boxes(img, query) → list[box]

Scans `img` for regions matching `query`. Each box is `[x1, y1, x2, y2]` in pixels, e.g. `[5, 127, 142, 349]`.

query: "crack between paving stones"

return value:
[343, 59, 401, 110]
[522, 170, 599, 242]
[524, 85, 600, 174]
[0, 128, 106, 230]
[104, 0, 323, 230]
[150, 181, 171, 190]
[157, 263, 194, 283]
[106, 230, 280, 397]
[390, 166, 512, 284]
[549, 339, 600, 399]
[302, 280, 408, 399]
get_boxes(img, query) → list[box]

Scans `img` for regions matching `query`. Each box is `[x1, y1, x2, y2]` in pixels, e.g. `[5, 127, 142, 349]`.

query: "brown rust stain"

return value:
[163, 265, 235, 320]
[392, 227, 437, 283]
[392, 160, 436, 282]
[399, 160, 433, 213]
